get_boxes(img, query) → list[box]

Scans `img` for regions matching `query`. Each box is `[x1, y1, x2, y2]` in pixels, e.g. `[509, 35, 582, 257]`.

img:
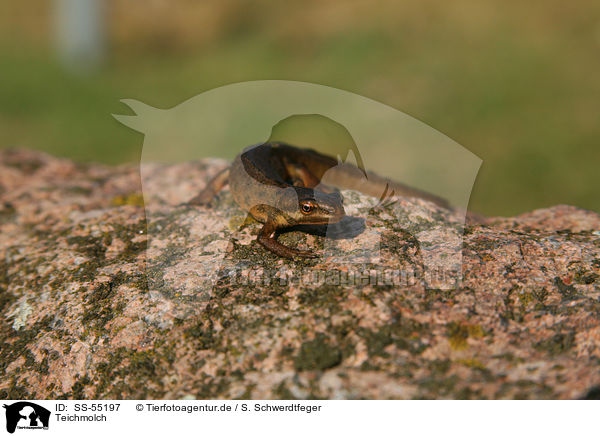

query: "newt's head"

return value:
[276, 187, 345, 226]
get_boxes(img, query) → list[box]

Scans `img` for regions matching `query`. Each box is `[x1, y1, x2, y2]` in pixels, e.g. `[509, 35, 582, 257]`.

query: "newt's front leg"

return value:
[257, 220, 317, 259]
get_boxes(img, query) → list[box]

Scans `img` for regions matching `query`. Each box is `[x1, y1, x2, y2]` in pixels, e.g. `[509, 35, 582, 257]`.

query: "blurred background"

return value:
[0, 0, 598, 216]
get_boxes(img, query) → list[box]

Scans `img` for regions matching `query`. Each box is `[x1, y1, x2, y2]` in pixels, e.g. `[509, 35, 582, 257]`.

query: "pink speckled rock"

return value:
[0, 149, 599, 399]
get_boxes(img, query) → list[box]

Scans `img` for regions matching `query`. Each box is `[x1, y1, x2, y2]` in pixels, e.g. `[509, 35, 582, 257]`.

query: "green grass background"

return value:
[0, 1, 598, 216]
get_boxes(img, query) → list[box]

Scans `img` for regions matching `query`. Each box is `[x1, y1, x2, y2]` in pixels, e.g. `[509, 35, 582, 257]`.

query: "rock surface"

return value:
[1, 148, 599, 399]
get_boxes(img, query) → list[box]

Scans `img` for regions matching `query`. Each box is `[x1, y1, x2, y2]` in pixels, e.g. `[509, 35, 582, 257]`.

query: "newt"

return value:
[186, 142, 449, 258]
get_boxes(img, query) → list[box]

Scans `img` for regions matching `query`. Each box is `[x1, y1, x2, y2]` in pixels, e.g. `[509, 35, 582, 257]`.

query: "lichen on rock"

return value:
[0, 149, 599, 399]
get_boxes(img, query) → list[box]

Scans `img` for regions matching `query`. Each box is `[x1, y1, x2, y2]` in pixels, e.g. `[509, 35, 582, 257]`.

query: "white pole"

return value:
[54, 0, 106, 72]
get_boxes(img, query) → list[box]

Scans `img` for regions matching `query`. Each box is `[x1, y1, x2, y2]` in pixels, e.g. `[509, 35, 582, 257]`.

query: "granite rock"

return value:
[0, 149, 599, 399]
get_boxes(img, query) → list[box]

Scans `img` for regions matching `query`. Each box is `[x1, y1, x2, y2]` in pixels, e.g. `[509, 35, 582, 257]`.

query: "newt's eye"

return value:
[300, 202, 314, 214]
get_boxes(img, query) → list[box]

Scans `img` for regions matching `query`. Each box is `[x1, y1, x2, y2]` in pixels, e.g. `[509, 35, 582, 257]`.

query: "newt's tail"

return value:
[320, 163, 450, 209]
